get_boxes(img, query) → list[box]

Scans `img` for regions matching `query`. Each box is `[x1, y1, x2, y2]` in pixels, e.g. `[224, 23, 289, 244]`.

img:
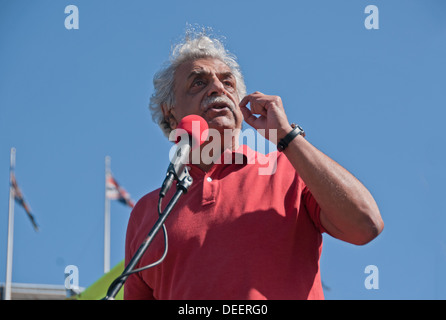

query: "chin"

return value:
[207, 121, 240, 133]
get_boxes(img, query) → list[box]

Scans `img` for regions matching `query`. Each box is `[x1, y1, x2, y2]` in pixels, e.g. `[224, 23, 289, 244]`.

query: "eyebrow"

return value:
[187, 69, 235, 80]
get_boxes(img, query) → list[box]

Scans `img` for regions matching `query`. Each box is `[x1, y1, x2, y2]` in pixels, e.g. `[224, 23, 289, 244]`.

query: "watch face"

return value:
[277, 124, 305, 152]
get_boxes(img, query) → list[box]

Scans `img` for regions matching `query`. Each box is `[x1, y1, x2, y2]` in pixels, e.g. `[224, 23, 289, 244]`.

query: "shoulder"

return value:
[133, 188, 160, 210]
[129, 189, 160, 223]
[250, 149, 300, 178]
[126, 189, 160, 244]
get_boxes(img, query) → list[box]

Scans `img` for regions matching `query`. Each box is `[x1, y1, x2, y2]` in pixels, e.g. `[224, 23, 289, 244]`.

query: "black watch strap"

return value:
[277, 124, 305, 152]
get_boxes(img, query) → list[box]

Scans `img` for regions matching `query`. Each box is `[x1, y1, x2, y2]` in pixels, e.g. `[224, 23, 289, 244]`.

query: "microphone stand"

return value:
[103, 169, 193, 300]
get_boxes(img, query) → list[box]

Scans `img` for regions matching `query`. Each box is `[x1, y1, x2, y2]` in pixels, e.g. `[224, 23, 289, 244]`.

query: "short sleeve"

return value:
[123, 270, 155, 300]
[124, 200, 157, 300]
[301, 185, 326, 234]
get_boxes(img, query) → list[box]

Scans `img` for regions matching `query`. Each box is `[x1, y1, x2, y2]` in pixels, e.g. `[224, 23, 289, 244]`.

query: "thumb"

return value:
[240, 105, 258, 129]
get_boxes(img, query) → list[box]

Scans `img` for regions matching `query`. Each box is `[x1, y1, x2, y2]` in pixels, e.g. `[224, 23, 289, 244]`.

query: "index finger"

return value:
[239, 95, 251, 108]
[239, 91, 264, 108]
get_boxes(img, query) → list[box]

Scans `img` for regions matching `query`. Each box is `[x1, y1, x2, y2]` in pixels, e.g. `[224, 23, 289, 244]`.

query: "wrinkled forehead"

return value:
[175, 58, 234, 83]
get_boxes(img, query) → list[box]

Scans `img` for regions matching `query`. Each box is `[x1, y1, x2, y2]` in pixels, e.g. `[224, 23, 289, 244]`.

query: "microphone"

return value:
[159, 115, 208, 198]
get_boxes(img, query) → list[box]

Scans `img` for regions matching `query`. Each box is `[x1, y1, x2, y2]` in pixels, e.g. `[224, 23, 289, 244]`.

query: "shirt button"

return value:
[206, 177, 212, 182]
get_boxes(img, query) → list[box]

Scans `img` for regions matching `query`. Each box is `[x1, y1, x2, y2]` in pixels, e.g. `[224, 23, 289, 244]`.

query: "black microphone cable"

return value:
[104, 196, 169, 298]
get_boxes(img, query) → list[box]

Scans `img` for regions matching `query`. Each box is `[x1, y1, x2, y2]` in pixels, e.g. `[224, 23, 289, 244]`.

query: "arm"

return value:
[124, 202, 157, 300]
[240, 92, 384, 245]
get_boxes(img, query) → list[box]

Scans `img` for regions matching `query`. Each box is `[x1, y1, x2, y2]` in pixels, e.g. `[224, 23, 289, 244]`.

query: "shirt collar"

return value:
[187, 144, 257, 177]
[221, 144, 257, 165]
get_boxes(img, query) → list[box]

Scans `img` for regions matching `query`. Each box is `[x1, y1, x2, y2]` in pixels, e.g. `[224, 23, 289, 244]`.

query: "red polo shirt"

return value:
[124, 145, 325, 300]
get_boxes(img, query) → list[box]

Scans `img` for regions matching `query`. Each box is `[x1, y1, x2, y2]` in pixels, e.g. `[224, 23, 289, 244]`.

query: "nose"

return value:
[207, 75, 226, 96]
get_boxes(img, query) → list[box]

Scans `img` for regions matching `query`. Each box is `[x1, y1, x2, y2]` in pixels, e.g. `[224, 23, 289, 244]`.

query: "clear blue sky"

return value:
[1, 0, 445, 299]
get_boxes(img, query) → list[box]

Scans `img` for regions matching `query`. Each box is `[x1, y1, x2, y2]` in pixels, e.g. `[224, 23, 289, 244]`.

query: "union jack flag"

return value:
[105, 173, 135, 208]
[10, 173, 39, 231]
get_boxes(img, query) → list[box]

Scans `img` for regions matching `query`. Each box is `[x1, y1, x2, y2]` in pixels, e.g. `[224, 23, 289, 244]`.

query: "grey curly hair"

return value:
[148, 29, 247, 137]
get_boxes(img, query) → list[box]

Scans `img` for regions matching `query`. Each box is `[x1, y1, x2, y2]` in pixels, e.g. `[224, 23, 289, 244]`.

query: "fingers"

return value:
[240, 104, 257, 128]
[239, 92, 263, 128]
[240, 91, 269, 117]
[239, 91, 289, 136]
[239, 91, 264, 108]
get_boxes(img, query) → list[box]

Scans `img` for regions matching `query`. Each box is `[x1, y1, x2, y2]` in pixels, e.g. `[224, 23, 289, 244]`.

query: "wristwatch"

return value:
[277, 123, 305, 152]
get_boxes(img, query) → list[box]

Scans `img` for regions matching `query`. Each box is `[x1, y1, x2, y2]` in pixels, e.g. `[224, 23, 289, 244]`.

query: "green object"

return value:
[72, 260, 125, 300]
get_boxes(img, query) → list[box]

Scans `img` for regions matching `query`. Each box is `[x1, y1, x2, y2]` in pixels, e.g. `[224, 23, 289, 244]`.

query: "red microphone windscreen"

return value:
[175, 115, 209, 147]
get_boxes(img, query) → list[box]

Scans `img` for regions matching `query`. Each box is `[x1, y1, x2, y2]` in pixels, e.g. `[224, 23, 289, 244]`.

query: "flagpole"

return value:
[5, 148, 16, 300]
[104, 156, 111, 273]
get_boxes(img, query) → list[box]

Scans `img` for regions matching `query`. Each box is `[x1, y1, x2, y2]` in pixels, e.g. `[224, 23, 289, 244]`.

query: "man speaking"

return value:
[124, 29, 384, 300]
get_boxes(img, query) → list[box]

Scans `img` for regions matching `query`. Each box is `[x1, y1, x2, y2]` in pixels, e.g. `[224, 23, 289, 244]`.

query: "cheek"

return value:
[233, 95, 242, 114]
[234, 108, 244, 125]
[229, 95, 243, 125]
[172, 97, 201, 120]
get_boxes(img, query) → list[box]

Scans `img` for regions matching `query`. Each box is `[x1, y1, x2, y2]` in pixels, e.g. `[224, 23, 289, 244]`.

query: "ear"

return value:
[161, 104, 178, 130]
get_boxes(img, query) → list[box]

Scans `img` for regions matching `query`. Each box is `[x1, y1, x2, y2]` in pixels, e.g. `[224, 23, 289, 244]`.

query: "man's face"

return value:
[167, 58, 243, 133]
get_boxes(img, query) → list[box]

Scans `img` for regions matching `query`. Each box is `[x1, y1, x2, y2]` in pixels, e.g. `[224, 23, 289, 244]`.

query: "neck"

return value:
[192, 132, 239, 172]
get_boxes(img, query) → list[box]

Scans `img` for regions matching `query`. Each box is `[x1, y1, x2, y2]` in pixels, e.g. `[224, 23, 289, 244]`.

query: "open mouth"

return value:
[207, 102, 231, 111]
[202, 95, 235, 116]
